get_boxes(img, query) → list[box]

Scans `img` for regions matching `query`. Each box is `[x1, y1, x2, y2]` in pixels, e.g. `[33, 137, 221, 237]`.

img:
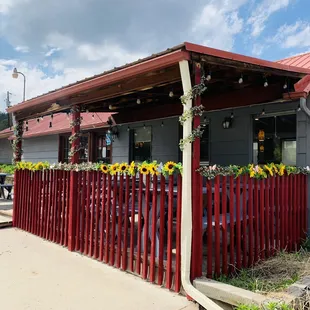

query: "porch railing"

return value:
[195, 174, 308, 278]
[13, 169, 183, 292]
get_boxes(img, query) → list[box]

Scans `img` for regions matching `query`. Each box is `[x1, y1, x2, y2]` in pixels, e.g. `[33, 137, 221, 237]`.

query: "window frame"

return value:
[129, 126, 152, 163]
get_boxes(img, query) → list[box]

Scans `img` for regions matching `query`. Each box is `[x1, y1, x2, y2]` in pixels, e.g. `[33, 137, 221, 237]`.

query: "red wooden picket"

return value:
[99, 173, 107, 262]
[105, 174, 112, 264]
[236, 177, 241, 270]
[222, 176, 228, 275]
[229, 176, 234, 274]
[117, 174, 124, 269]
[110, 174, 118, 266]
[122, 175, 130, 271]
[254, 179, 259, 263]
[149, 175, 158, 282]
[297, 174, 301, 247]
[242, 175, 247, 267]
[90, 171, 96, 257]
[260, 179, 265, 260]
[214, 176, 220, 277]
[157, 175, 166, 286]
[129, 175, 136, 272]
[166, 174, 174, 288]
[270, 176, 275, 254]
[248, 177, 253, 266]
[175, 174, 182, 292]
[85, 171, 91, 255]
[136, 174, 143, 274]
[265, 178, 270, 258]
[207, 178, 213, 277]
[94, 171, 101, 260]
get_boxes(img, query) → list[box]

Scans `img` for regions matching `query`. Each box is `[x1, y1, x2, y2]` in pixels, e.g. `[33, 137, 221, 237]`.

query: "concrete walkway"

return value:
[0, 229, 197, 310]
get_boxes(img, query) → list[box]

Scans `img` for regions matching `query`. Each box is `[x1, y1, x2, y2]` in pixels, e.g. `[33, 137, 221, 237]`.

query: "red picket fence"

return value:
[13, 169, 70, 246]
[196, 174, 308, 278]
[13, 170, 183, 292]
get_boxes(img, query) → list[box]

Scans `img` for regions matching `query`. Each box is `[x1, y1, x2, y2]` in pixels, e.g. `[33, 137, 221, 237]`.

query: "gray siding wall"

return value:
[22, 135, 59, 164]
[112, 117, 179, 163]
[0, 139, 13, 164]
[207, 101, 301, 166]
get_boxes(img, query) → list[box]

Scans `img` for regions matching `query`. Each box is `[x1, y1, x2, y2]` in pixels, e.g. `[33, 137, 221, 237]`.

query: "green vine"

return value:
[12, 120, 24, 164]
[179, 64, 208, 151]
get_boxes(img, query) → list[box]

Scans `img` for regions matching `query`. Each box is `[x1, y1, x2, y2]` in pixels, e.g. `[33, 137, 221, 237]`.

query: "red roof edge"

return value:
[184, 42, 310, 75]
[283, 91, 308, 100]
[7, 49, 190, 114]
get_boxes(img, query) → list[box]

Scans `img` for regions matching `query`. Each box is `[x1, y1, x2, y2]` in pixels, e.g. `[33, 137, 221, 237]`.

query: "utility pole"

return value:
[5, 91, 14, 128]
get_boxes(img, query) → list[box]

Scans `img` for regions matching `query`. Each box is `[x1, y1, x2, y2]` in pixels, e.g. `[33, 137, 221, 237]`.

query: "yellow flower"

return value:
[164, 161, 176, 175]
[249, 170, 255, 178]
[149, 163, 159, 176]
[264, 165, 273, 176]
[110, 163, 119, 175]
[119, 163, 128, 174]
[139, 164, 150, 175]
[128, 161, 136, 176]
[279, 165, 286, 176]
[100, 164, 109, 174]
[35, 162, 45, 170]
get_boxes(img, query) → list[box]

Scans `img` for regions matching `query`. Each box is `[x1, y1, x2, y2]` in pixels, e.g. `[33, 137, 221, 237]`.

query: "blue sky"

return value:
[0, 0, 310, 111]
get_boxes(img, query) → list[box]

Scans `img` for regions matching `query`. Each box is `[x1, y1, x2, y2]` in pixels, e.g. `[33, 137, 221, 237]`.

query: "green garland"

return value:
[68, 105, 83, 160]
[197, 163, 310, 180]
[179, 64, 207, 150]
[12, 120, 24, 164]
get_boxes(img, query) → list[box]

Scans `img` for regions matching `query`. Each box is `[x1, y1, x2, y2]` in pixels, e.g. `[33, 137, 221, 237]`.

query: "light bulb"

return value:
[137, 98, 141, 104]
[297, 105, 301, 112]
[86, 109, 89, 113]
[169, 91, 174, 98]
[127, 127, 130, 132]
[143, 124, 146, 129]
[40, 116, 43, 121]
[37, 118, 40, 123]
[206, 73, 211, 81]
[283, 83, 287, 89]
[161, 121, 164, 127]
[239, 76, 243, 84]
[92, 113, 95, 119]
[231, 112, 234, 119]
[255, 115, 259, 121]
[264, 79, 268, 87]
[262, 109, 265, 115]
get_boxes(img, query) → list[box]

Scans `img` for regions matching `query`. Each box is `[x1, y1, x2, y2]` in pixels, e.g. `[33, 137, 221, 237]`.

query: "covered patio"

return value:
[8, 42, 310, 305]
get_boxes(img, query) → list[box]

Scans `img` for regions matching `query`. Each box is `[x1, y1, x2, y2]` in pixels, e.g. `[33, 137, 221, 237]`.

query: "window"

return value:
[131, 127, 151, 162]
[96, 134, 112, 163]
[253, 113, 296, 165]
[200, 123, 210, 164]
[79, 135, 89, 162]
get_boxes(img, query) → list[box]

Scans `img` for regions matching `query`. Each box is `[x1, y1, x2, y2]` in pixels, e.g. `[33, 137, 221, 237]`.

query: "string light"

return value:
[136, 98, 141, 104]
[262, 108, 265, 116]
[297, 104, 301, 112]
[169, 91, 174, 98]
[238, 75, 243, 84]
[230, 111, 234, 119]
[37, 118, 40, 123]
[40, 116, 43, 121]
[283, 82, 288, 90]
[143, 124, 146, 130]
[25, 120, 28, 132]
[49, 121, 52, 128]
[50, 114, 53, 120]
[264, 78, 268, 87]
[255, 115, 259, 121]
[161, 121, 164, 127]
[92, 113, 95, 119]
[127, 126, 130, 132]
[206, 71, 212, 81]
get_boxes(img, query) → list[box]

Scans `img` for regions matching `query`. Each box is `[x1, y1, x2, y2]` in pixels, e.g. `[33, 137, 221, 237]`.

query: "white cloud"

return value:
[14, 45, 29, 53]
[192, 0, 247, 51]
[269, 21, 310, 48]
[252, 44, 265, 56]
[248, 0, 292, 37]
[45, 47, 61, 57]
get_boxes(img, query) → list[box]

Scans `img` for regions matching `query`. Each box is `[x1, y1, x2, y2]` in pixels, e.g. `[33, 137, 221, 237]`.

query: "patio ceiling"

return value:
[7, 42, 310, 122]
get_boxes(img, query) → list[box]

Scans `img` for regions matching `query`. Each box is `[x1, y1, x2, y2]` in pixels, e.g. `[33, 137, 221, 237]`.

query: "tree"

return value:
[0, 112, 9, 131]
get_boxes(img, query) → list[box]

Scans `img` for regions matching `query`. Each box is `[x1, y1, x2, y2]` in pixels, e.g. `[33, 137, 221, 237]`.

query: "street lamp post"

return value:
[12, 68, 26, 102]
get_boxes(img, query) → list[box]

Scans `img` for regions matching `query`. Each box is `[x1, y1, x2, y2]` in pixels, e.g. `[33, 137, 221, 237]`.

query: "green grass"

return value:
[235, 302, 293, 310]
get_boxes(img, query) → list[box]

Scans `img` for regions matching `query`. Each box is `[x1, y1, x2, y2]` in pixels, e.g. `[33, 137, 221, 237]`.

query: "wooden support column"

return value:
[68, 105, 81, 251]
[12, 119, 23, 227]
[191, 63, 203, 280]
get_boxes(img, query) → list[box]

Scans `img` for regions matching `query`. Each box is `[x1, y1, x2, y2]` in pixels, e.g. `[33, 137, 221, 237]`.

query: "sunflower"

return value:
[119, 163, 128, 174]
[128, 161, 136, 176]
[139, 164, 150, 175]
[100, 164, 109, 174]
[149, 163, 159, 176]
[110, 163, 119, 175]
[35, 162, 45, 170]
[164, 161, 176, 175]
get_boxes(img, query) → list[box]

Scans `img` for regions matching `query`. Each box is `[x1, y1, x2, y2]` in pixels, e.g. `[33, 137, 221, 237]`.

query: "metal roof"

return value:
[8, 42, 310, 115]
[0, 112, 112, 140]
[277, 52, 310, 69]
